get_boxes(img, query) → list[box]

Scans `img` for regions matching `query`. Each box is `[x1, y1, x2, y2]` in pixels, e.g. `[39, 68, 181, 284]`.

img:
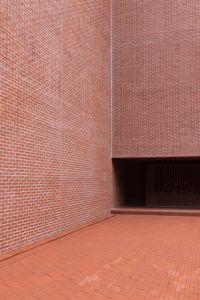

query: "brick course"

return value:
[2, 0, 200, 254]
[112, 0, 200, 158]
[1, 1, 116, 254]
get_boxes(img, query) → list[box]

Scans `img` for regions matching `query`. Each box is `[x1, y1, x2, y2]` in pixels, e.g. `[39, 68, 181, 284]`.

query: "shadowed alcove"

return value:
[113, 159, 200, 208]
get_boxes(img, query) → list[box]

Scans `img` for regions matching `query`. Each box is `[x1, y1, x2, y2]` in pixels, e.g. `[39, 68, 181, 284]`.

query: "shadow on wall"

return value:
[112, 159, 145, 207]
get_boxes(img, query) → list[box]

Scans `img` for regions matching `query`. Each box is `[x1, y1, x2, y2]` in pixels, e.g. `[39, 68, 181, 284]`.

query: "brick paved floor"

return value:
[1, 215, 200, 300]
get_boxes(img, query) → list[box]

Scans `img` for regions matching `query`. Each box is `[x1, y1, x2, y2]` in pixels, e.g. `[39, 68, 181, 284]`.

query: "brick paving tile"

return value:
[1, 215, 200, 299]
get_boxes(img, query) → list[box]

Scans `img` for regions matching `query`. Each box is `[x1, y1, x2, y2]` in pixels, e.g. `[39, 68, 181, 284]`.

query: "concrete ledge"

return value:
[111, 207, 200, 217]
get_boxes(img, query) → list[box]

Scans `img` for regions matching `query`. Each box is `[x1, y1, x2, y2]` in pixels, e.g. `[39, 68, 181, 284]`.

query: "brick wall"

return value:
[112, 0, 200, 158]
[1, 1, 115, 254]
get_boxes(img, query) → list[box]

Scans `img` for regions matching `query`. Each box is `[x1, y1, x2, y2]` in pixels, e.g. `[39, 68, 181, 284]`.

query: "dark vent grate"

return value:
[154, 165, 200, 194]
[146, 163, 200, 207]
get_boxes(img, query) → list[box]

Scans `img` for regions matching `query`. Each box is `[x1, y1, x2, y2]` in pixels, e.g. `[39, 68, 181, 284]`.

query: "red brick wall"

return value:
[1, 1, 115, 254]
[112, 0, 200, 158]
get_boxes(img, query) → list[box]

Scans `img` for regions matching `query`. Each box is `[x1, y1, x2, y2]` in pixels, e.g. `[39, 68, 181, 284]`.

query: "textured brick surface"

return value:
[112, 0, 200, 158]
[1, 215, 200, 299]
[0, 1, 115, 254]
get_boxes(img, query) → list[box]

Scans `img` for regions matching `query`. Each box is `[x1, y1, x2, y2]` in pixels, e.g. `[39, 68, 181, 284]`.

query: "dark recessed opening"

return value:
[113, 158, 200, 208]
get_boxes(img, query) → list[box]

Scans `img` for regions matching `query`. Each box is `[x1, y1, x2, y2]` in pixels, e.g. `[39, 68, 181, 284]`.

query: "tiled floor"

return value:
[1, 215, 200, 299]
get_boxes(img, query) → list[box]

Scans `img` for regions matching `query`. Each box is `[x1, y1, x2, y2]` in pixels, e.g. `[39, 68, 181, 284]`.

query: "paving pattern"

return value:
[1, 215, 200, 299]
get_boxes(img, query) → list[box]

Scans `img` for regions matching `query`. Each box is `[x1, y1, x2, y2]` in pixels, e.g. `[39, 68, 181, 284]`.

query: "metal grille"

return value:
[146, 164, 200, 207]
[154, 165, 200, 194]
